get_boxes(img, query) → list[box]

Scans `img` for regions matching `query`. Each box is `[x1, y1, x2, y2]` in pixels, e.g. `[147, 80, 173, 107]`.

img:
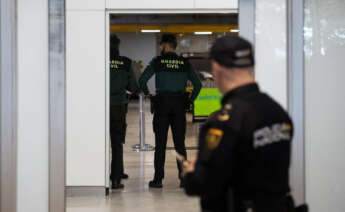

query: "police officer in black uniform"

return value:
[183, 35, 296, 212]
[139, 33, 202, 188]
[109, 34, 138, 189]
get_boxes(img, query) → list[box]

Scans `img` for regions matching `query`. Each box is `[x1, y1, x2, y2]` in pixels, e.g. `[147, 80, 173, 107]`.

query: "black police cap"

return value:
[160, 33, 177, 48]
[210, 35, 254, 69]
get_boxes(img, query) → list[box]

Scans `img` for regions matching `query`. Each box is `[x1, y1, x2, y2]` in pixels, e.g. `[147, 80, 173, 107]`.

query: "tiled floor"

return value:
[67, 99, 201, 212]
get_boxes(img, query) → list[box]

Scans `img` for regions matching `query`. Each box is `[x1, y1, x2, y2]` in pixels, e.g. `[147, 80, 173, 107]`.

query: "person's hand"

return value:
[182, 158, 196, 177]
[126, 90, 132, 95]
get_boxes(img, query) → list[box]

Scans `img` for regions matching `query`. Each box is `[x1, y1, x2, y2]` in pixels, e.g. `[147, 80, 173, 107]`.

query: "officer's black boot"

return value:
[112, 180, 124, 189]
[121, 173, 129, 179]
[179, 179, 185, 188]
[149, 179, 163, 188]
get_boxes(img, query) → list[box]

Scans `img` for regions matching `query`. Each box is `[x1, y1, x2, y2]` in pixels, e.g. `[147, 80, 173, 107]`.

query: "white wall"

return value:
[66, 0, 105, 10]
[106, 0, 237, 9]
[195, 0, 237, 9]
[305, 0, 345, 211]
[255, 0, 287, 108]
[66, 10, 106, 186]
[17, 0, 49, 211]
[107, 0, 194, 9]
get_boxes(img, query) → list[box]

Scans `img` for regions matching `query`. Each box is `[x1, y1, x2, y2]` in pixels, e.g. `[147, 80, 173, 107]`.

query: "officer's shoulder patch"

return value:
[206, 128, 224, 150]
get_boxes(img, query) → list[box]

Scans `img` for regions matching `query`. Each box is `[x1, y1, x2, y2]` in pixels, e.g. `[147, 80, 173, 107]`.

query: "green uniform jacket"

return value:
[110, 56, 138, 105]
[138, 52, 202, 101]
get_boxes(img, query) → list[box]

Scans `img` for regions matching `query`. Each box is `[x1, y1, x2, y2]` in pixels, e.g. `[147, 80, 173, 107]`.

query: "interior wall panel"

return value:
[66, 0, 105, 10]
[107, 0, 194, 9]
[66, 11, 106, 186]
[305, 0, 345, 211]
[233, 0, 238, 8]
[239, 0, 254, 44]
[255, 0, 287, 108]
[0, 0, 17, 211]
[195, 0, 236, 9]
[17, 0, 49, 211]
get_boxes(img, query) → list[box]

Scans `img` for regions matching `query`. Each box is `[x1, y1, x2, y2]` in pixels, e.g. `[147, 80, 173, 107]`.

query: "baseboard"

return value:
[66, 186, 108, 197]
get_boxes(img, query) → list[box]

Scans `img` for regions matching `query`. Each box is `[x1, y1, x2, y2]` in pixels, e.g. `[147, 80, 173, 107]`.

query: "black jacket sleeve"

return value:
[184, 117, 240, 198]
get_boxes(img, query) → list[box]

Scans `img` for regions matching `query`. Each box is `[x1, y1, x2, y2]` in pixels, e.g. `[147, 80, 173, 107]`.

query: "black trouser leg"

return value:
[153, 112, 170, 180]
[170, 106, 187, 179]
[110, 105, 126, 183]
[111, 142, 123, 182]
[120, 122, 127, 176]
[120, 144, 124, 176]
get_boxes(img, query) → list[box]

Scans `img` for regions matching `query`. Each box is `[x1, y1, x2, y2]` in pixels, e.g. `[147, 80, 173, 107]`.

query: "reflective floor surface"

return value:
[67, 99, 201, 212]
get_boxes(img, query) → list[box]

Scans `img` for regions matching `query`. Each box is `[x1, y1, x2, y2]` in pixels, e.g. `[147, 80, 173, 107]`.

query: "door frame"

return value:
[0, 0, 17, 211]
[287, 0, 305, 205]
[105, 8, 239, 190]
[48, 0, 66, 212]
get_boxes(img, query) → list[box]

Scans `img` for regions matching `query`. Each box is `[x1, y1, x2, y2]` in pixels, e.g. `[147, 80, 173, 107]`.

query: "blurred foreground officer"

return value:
[109, 34, 138, 189]
[139, 34, 202, 188]
[183, 36, 297, 212]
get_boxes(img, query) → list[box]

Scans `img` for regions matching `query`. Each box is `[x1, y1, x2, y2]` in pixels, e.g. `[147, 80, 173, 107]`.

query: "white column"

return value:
[255, 0, 287, 108]
[17, 0, 49, 211]
[305, 0, 345, 211]
[66, 10, 106, 186]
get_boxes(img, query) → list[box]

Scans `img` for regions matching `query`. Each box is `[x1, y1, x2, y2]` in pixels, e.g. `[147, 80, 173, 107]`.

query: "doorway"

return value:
[101, 13, 239, 208]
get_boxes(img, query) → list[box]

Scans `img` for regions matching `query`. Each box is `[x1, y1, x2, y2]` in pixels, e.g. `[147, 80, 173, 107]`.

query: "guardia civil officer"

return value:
[139, 33, 202, 188]
[109, 34, 138, 189]
[183, 36, 297, 212]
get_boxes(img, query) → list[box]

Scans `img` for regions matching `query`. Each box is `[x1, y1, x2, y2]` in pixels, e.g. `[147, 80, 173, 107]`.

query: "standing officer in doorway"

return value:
[183, 35, 298, 212]
[139, 33, 202, 188]
[109, 34, 138, 189]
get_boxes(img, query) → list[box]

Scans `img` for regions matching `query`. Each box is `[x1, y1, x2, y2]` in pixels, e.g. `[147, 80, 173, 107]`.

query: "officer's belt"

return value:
[157, 91, 185, 97]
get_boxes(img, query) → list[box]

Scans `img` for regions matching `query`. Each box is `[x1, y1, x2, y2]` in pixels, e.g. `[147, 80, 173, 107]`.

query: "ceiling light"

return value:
[230, 29, 240, 33]
[141, 29, 161, 33]
[194, 32, 212, 35]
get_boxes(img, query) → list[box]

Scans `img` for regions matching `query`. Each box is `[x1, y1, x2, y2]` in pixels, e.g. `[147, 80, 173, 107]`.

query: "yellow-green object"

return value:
[194, 88, 222, 117]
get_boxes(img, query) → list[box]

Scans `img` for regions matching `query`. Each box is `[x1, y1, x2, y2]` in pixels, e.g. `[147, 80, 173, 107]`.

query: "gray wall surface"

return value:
[117, 32, 157, 66]
[117, 33, 157, 94]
